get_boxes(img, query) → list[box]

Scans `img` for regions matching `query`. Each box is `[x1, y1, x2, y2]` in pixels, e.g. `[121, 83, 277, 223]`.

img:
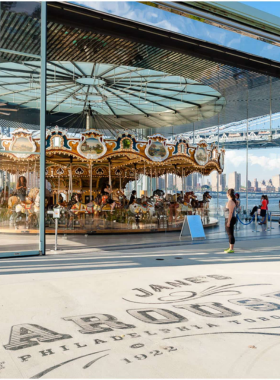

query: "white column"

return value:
[108, 159, 112, 188]
[156, 168, 159, 189]
[89, 162, 92, 202]
[150, 169, 153, 196]
[134, 167, 137, 195]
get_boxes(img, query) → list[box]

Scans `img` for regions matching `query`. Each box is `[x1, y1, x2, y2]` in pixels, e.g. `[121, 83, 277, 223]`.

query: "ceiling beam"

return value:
[112, 84, 202, 108]
[47, 2, 280, 79]
[94, 85, 117, 117]
[114, 83, 220, 99]
[105, 86, 149, 116]
[116, 86, 177, 113]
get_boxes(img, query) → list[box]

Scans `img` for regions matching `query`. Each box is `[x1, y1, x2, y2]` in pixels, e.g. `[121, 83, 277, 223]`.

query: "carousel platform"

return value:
[0, 217, 219, 235]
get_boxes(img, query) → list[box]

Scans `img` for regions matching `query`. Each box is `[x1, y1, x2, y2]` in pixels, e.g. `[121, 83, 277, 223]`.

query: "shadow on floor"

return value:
[1, 237, 280, 275]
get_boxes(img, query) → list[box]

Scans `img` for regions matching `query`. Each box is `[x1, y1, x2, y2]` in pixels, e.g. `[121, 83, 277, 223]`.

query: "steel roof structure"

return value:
[1, 2, 280, 137]
[174, 113, 280, 150]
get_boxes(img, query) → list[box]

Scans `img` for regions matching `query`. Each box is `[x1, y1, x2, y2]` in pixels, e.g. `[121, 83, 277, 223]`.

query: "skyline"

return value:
[224, 148, 280, 185]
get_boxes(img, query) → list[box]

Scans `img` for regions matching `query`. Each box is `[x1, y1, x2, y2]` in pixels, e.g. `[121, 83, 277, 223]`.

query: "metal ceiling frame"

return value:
[47, 2, 280, 78]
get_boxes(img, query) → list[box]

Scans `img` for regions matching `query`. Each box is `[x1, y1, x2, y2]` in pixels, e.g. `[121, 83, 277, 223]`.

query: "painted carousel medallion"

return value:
[77, 130, 107, 159]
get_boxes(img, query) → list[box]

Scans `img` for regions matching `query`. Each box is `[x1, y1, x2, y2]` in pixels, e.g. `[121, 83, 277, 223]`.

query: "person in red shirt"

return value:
[259, 195, 268, 225]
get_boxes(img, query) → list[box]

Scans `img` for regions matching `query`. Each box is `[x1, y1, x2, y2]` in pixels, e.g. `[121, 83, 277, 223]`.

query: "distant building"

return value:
[211, 172, 226, 191]
[186, 175, 192, 189]
[221, 174, 226, 191]
[272, 175, 280, 191]
[228, 171, 241, 191]
[168, 174, 174, 189]
[158, 176, 165, 190]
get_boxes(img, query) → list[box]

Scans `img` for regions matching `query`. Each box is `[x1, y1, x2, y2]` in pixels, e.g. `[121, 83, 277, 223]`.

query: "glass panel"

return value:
[76, 2, 280, 63]
[0, 2, 41, 254]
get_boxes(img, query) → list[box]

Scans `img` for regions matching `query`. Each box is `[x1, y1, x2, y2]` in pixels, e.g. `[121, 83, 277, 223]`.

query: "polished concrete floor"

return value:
[0, 217, 279, 254]
[1, 237, 280, 378]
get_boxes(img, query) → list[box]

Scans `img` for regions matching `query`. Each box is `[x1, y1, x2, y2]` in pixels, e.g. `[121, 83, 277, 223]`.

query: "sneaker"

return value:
[224, 248, 230, 252]
[224, 249, 234, 253]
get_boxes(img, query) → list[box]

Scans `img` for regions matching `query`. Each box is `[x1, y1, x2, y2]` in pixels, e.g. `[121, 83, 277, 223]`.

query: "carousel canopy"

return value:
[0, 2, 280, 138]
[0, 61, 225, 136]
[0, 127, 224, 179]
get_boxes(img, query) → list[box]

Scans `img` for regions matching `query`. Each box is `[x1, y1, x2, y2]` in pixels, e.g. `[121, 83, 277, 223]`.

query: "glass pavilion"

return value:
[1, 1, 280, 257]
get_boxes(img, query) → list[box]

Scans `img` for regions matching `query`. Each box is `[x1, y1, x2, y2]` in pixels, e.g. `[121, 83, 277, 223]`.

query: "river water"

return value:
[209, 193, 280, 212]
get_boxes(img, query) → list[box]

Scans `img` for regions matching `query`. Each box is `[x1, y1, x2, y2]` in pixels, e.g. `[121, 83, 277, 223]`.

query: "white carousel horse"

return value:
[8, 195, 21, 210]
[27, 188, 40, 202]
[129, 202, 155, 218]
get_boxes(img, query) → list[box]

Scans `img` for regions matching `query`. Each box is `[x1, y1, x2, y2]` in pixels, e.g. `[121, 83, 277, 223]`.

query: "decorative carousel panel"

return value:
[46, 127, 71, 150]
[114, 133, 138, 152]
[145, 134, 169, 162]
[194, 141, 209, 166]
[73, 166, 89, 177]
[3, 128, 37, 158]
[94, 167, 109, 176]
[46, 166, 68, 177]
[77, 130, 107, 159]
[173, 136, 189, 155]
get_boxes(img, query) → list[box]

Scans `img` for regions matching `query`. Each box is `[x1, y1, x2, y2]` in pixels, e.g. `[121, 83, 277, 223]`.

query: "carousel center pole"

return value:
[182, 167, 184, 195]
[174, 165, 177, 199]
[69, 157, 73, 201]
[150, 168, 153, 196]
[143, 160, 146, 195]
[4, 171, 6, 200]
[108, 158, 112, 188]
[89, 160, 93, 202]
[27, 162, 29, 191]
[58, 174, 60, 203]
[34, 160, 37, 188]
[165, 171, 167, 196]
[156, 168, 159, 189]
[134, 163, 137, 195]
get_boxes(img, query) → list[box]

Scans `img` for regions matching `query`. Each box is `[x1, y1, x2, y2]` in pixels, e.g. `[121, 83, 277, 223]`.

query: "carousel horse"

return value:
[112, 189, 127, 208]
[70, 200, 87, 228]
[27, 188, 40, 202]
[7, 193, 21, 226]
[153, 189, 165, 198]
[129, 201, 154, 219]
[203, 191, 212, 206]
[168, 197, 180, 224]
[8, 194, 21, 210]
[184, 191, 197, 205]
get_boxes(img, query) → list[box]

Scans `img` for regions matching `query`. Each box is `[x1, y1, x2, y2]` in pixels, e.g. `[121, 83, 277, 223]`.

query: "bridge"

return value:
[172, 113, 280, 150]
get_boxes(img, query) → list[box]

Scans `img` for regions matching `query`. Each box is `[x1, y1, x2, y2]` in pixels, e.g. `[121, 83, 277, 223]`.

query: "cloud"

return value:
[226, 150, 280, 171]
[73, 1, 185, 34]
[225, 151, 246, 167]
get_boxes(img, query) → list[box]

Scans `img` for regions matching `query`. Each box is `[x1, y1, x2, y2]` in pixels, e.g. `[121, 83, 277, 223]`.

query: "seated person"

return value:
[16, 176, 27, 201]
[103, 184, 116, 213]
[129, 190, 137, 205]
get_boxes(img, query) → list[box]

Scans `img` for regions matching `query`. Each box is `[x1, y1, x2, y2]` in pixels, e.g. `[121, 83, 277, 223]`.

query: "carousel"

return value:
[0, 126, 224, 234]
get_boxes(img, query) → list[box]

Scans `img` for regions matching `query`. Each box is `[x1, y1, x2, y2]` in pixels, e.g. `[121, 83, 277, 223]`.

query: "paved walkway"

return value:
[1, 237, 280, 378]
[1, 218, 279, 253]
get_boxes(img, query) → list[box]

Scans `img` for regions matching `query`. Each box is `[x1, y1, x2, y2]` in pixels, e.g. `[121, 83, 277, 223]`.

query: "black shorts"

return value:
[260, 209, 266, 217]
[107, 199, 114, 205]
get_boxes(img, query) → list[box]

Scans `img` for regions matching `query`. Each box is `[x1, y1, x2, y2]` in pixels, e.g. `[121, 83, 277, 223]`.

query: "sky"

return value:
[225, 148, 280, 185]
[72, 1, 280, 185]
[243, 1, 280, 16]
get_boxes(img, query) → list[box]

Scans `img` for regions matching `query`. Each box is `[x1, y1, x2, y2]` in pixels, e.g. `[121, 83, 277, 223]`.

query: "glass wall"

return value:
[0, 2, 45, 256]
[1, 2, 280, 255]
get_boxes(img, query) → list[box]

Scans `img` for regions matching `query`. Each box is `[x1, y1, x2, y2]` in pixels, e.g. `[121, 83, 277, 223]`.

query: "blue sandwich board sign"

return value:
[180, 215, 206, 240]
